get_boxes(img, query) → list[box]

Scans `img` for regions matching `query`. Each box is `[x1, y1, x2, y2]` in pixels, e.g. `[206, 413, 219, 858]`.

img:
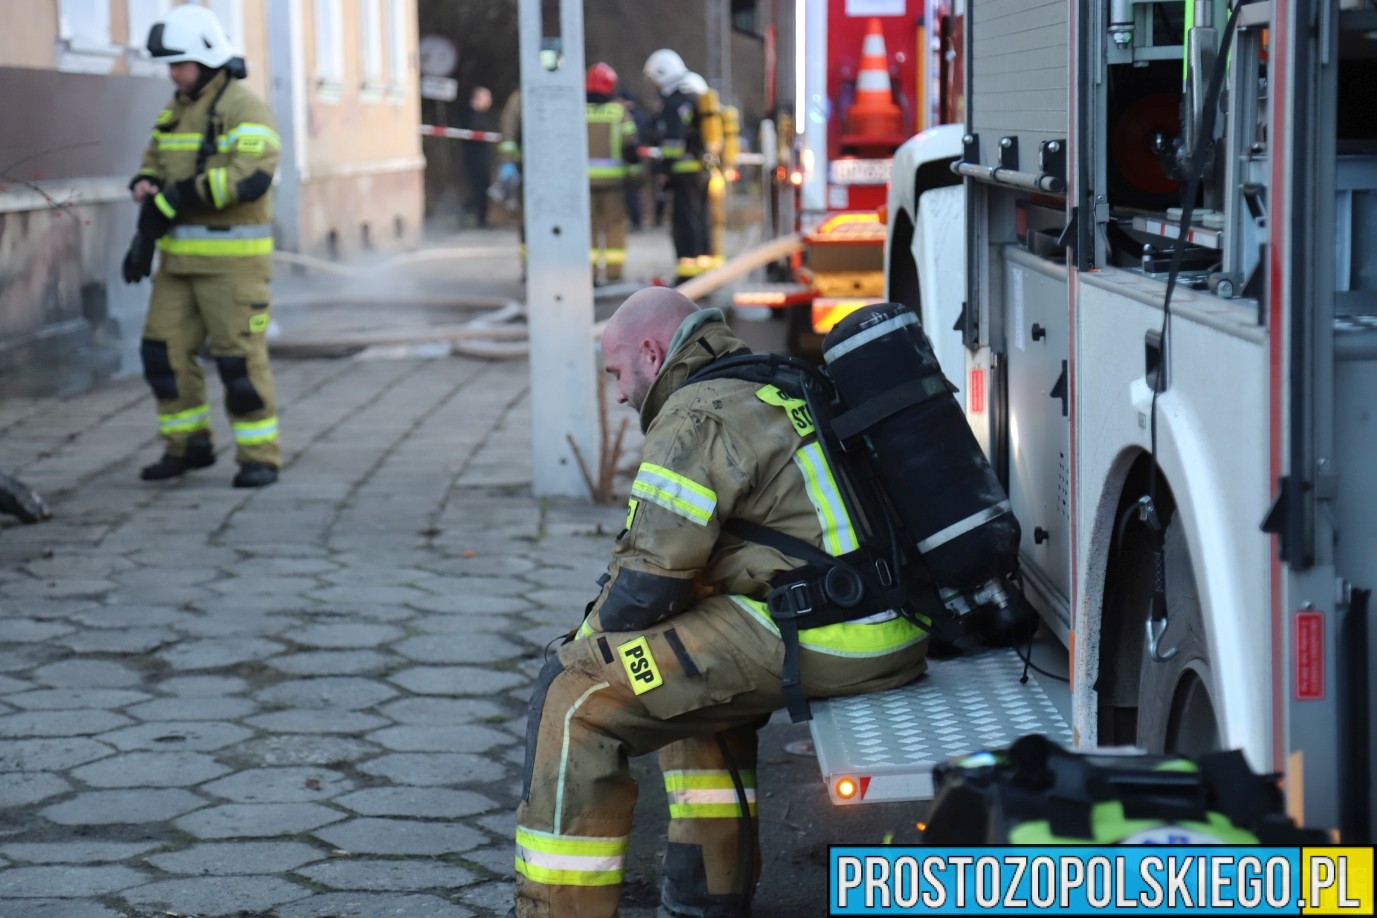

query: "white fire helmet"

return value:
[146, 4, 235, 69]
[643, 49, 689, 93]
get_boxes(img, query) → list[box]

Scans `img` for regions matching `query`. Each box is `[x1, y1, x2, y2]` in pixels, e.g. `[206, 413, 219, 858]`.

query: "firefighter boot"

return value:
[232, 462, 278, 489]
[141, 435, 216, 481]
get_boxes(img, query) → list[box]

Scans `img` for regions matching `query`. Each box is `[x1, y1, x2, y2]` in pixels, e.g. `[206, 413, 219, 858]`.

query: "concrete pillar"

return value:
[518, 0, 597, 498]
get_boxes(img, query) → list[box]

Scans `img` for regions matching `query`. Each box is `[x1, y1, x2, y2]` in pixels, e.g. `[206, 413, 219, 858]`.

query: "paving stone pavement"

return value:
[0, 232, 672, 916]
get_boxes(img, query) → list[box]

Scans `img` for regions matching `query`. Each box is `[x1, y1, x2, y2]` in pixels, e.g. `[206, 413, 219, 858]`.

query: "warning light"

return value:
[916, 822, 927, 832]
[790, 171, 804, 187]
[836, 777, 858, 799]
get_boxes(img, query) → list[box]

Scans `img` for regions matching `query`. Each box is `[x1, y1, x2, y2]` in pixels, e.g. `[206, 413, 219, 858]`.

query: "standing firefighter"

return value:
[585, 63, 640, 285]
[643, 50, 715, 284]
[123, 4, 281, 488]
[513, 287, 929, 917]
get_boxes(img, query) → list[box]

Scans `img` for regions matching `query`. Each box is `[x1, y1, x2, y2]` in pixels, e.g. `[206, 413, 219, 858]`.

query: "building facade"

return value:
[0, 0, 423, 395]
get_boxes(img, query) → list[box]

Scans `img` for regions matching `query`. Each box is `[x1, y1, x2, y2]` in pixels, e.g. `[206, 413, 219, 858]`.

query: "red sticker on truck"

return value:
[1293, 610, 1324, 701]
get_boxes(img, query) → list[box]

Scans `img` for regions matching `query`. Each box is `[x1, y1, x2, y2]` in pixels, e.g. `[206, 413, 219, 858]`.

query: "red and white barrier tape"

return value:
[419, 124, 505, 143]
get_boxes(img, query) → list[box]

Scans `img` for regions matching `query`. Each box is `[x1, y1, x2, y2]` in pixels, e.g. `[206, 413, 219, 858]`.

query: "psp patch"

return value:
[617, 636, 663, 694]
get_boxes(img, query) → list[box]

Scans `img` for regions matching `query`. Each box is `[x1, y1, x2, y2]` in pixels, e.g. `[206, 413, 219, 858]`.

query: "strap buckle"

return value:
[767, 581, 813, 620]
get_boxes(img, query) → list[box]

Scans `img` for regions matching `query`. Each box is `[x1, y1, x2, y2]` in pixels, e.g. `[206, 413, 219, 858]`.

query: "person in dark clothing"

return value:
[643, 50, 712, 283]
[618, 88, 650, 231]
[461, 85, 495, 228]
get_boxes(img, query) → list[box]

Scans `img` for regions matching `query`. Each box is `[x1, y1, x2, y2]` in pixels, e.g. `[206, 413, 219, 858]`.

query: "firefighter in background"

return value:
[643, 49, 717, 283]
[513, 287, 929, 917]
[585, 63, 640, 285]
[123, 4, 281, 488]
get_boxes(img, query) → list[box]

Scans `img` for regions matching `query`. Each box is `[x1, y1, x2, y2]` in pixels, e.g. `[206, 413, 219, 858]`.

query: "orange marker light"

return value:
[836, 778, 858, 799]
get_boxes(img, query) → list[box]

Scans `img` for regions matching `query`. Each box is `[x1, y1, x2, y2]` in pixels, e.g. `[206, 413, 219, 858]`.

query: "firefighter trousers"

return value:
[669, 171, 710, 280]
[141, 267, 280, 466]
[515, 596, 783, 917]
[590, 186, 628, 283]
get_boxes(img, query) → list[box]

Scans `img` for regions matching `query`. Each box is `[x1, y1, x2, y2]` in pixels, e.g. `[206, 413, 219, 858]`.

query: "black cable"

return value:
[715, 732, 755, 902]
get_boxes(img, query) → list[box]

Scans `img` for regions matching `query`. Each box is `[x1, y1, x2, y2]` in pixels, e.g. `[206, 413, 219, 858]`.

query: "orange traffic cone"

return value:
[845, 17, 903, 143]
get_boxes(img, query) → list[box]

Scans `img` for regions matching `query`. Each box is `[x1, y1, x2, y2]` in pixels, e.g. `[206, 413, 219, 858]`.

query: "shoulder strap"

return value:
[195, 77, 233, 176]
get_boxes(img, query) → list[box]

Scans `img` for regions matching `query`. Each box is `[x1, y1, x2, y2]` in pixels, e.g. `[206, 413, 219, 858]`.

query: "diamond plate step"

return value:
[809, 648, 1073, 804]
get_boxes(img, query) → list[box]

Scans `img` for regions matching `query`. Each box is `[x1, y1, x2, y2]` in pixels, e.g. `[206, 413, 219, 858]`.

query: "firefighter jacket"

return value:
[583, 311, 927, 694]
[653, 87, 705, 176]
[136, 69, 279, 275]
[585, 93, 640, 190]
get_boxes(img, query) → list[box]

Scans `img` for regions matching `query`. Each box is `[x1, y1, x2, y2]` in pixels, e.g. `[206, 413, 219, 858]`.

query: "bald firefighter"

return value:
[513, 288, 930, 917]
[585, 62, 640, 285]
[123, 4, 281, 488]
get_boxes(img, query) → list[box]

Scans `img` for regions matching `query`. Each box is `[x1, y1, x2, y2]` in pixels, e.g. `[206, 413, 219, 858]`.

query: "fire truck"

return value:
[834, 0, 1376, 839]
[739, 0, 949, 354]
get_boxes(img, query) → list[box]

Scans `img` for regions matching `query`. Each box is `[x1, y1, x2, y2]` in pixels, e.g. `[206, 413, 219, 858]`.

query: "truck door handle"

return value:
[1049, 360, 1068, 417]
[1033, 526, 1050, 544]
[1031, 323, 1046, 341]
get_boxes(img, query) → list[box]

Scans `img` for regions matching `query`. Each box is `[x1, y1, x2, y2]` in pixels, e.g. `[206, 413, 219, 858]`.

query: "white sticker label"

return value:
[1012, 268, 1026, 351]
[846, 0, 906, 15]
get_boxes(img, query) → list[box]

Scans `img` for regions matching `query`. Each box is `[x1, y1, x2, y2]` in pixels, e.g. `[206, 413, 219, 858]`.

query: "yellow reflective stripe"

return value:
[727, 595, 926, 656]
[232, 417, 278, 445]
[515, 826, 627, 887]
[589, 166, 630, 179]
[155, 133, 203, 150]
[669, 801, 759, 819]
[153, 194, 177, 219]
[630, 462, 716, 526]
[604, 249, 626, 265]
[155, 109, 175, 125]
[157, 236, 274, 256]
[667, 772, 760, 817]
[158, 405, 211, 434]
[671, 160, 703, 173]
[797, 614, 927, 657]
[138, 168, 161, 179]
[224, 123, 281, 151]
[664, 770, 757, 791]
[208, 168, 229, 208]
[577, 617, 596, 638]
[793, 443, 858, 556]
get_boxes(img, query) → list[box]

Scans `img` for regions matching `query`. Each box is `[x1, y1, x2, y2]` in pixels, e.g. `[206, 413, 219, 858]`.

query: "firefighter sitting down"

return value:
[513, 287, 930, 917]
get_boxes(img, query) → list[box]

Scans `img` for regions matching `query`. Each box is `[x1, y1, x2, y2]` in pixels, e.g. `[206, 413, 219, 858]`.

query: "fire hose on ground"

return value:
[270, 233, 803, 360]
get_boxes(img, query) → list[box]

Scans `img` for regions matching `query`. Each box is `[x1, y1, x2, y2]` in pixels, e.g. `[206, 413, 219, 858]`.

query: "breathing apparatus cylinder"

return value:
[698, 88, 724, 161]
[721, 105, 741, 171]
[821, 303, 1021, 607]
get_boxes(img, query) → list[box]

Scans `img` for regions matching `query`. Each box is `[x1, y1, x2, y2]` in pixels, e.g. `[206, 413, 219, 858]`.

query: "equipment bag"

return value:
[924, 734, 1326, 845]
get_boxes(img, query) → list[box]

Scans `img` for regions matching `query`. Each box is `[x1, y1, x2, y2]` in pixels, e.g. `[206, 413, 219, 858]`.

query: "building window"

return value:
[359, 0, 385, 91]
[126, 0, 171, 75]
[195, 0, 246, 55]
[314, 0, 346, 90]
[731, 0, 760, 36]
[385, 0, 410, 89]
[58, 0, 120, 72]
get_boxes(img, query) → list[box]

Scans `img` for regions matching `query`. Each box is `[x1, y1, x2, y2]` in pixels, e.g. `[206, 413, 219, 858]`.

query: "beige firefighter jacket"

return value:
[584, 311, 927, 697]
[137, 69, 279, 274]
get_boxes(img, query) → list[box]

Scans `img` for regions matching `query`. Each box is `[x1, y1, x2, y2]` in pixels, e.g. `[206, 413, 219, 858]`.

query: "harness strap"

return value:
[831, 374, 954, 442]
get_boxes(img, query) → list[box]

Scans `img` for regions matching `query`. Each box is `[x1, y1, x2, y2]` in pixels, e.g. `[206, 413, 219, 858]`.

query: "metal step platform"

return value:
[809, 647, 1073, 805]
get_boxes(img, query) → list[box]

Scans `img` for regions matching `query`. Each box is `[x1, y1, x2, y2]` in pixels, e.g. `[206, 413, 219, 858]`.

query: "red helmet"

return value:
[586, 62, 617, 95]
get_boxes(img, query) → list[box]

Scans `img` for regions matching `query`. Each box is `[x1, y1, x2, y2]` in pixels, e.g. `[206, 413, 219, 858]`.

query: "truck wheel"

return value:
[1135, 517, 1221, 756]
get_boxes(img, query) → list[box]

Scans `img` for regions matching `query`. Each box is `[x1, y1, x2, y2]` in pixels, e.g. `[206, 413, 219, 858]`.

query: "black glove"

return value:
[136, 177, 200, 241]
[122, 232, 156, 284]
[160, 177, 200, 213]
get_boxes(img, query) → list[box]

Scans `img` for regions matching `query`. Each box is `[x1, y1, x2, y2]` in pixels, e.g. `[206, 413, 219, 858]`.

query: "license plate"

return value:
[828, 158, 892, 185]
